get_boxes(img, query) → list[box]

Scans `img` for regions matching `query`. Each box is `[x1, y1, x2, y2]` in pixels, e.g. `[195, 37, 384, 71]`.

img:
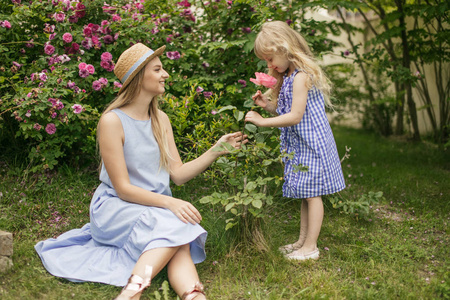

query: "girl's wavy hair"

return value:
[98, 67, 171, 171]
[254, 21, 333, 108]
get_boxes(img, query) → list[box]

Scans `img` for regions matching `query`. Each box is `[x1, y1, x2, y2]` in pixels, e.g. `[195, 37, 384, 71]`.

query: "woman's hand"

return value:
[245, 111, 266, 127]
[167, 197, 202, 225]
[213, 132, 248, 155]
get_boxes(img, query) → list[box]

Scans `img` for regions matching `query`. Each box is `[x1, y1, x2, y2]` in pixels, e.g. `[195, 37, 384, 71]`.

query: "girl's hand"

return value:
[252, 90, 269, 108]
[167, 198, 202, 225]
[245, 111, 265, 127]
[213, 132, 248, 155]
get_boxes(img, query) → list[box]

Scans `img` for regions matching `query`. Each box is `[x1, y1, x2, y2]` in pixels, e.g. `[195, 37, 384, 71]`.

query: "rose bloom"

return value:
[98, 77, 108, 85]
[33, 123, 42, 131]
[1, 20, 11, 29]
[92, 80, 102, 91]
[78, 62, 87, 70]
[54, 13, 65, 22]
[86, 64, 95, 74]
[113, 81, 122, 88]
[203, 91, 213, 98]
[101, 52, 113, 62]
[250, 72, 277, 89]
[103, 35, 114, 44]
[45, 123, 56, 135]
[71, 104, 83, 114]
[112, 14, 121, 22]
[166, 51, 181, 60]
[44, 44, 55, 55]
[79, 69, 89, 78]
[238, 79, 247, 87]
[62, 32, 72, 43]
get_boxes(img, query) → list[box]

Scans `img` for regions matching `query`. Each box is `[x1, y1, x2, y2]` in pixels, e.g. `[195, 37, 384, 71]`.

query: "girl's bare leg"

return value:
[167, 244, 206, 299]
[289, 196, 323, 256]
[279, 199, 308, 253]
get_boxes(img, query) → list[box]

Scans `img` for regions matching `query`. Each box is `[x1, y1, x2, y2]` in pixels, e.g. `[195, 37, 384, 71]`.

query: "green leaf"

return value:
[252, 199, 263, 209]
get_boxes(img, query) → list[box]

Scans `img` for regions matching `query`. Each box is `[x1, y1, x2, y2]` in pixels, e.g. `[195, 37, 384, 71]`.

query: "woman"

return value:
[35, 43, 246, 300]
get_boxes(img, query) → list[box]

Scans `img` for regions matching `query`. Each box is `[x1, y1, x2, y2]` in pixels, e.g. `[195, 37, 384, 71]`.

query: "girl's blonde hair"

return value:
[254, 21, 333, 107]
[99, 67, 171, 171]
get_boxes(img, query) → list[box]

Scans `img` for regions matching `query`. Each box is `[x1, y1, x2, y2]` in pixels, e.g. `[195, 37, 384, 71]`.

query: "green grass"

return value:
[0, 126, 449, 299]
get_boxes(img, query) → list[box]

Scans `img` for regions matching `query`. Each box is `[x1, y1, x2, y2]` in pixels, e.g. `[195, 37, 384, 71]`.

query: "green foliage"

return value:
[0, 0, 343, 172]
[328, 191, 385, 220]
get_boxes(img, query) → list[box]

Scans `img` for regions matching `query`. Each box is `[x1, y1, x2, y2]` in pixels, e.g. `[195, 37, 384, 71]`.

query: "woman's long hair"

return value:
[98, 67, 171, 171]
[254, 21, 333, 108]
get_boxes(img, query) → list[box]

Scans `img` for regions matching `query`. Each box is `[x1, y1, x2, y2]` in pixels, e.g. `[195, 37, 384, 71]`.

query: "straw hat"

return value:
[114, 43, 166, 94]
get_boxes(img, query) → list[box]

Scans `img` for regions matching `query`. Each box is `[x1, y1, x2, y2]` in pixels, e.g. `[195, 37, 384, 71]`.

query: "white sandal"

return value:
[115, 265, 153, 300]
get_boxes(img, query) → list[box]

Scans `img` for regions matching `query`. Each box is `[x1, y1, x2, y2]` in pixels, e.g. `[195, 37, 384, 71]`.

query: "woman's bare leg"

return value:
[167, 244, 206, 299]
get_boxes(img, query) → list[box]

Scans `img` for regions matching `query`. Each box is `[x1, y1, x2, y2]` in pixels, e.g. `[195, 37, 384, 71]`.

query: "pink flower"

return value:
[203, 91, 213, 98]
[78, 62, 87, 70]
[71, 104, 83, 114]
[54, 13, 65, 23]
[92, 80, 102, 91]
[45, 123, 56, 135]
[1, 20, 11, 29]
[113, 81, 122, 89]
[211, 110, 218, 115]
[33, 123, 42, 131]
[83, 27, 92, 37]
[238, 79, 246, 87]
[166, 51, 181, 60]
[86, 64, 95, 74]
[250, 72, 277, 89]
[112, 14, 122, 22]
[79, 69, 89, 78]
[44, 44, 55, 55]
[98, 77, 108, 85]
[196, 86, 204, 93]
[62, 32, 72, 43]
[101, 52, 113, 62]
[177, 0, 191, 7]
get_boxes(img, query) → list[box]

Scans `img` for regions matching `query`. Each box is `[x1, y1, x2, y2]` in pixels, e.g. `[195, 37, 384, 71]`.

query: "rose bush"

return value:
[0, 0, 339, 172]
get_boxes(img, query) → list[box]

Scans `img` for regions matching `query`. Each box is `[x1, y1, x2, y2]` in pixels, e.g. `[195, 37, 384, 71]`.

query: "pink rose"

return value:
[92, 80, 102, 91]
[250, 72, 277, 89]
[101, 52, 112, 62]
[71, 104, 83, 114]
[45, 123, 56, 135]
[54, 13, 65, 23]
[33, 123, 42, 131]
[44, 44, 55, 55]
[78, 62, 87, 70]
[62, 32, 72, 43]
[86, 64, 95, 74]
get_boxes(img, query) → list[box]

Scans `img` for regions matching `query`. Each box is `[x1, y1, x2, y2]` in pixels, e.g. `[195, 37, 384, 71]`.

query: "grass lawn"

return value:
[0, 126, 449, 299]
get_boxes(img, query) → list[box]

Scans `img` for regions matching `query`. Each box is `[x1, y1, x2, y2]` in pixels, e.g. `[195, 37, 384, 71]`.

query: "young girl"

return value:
[35, 43, 246, 300]
[245, 21, 345, 260]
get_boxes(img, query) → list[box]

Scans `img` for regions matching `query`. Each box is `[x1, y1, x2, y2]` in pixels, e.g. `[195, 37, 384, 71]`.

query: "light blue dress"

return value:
[277, 69, 346, 199]
[35, 109, 207, 286]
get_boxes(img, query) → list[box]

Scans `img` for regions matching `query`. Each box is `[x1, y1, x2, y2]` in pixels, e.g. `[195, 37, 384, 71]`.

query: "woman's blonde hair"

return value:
[254, 21, 333, 107]
[98, 67, 171, 171]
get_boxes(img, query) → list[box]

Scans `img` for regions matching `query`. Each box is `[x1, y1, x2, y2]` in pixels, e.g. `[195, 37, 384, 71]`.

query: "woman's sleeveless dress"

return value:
[35, 109, 207, 286]
[276, 70, 345, 199]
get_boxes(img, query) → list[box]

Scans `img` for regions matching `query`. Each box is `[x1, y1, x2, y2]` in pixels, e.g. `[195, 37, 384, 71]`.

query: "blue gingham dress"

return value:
[276, 69, 345, 198]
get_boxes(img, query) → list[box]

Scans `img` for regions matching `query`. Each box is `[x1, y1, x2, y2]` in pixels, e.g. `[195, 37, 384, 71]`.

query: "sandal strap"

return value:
[181, 282, 205, 300]
[115, 265, 153, 300]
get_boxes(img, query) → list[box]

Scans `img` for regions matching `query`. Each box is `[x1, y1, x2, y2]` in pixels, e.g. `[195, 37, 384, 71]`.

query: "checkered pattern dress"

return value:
[276, 69, 345, 198]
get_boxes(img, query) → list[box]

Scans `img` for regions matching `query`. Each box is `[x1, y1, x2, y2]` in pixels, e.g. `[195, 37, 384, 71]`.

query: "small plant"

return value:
[328, 191, 385, 220]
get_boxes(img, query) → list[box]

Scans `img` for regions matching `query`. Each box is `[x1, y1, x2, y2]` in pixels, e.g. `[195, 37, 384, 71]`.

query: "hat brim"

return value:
[118, 45, 166, 95]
